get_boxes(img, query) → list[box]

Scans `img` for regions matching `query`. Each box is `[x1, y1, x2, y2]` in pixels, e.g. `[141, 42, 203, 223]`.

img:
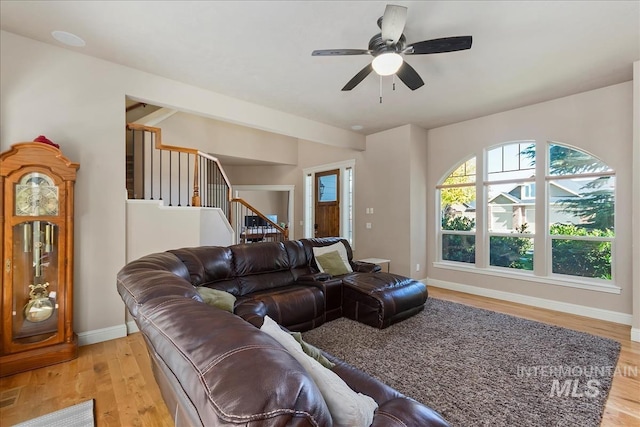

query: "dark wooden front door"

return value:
[315, 169, 340, 237]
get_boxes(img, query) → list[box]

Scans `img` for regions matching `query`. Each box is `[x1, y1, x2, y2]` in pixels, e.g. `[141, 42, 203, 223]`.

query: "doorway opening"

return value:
[303, 160, 355, 245]
[233, 185, 295, 240]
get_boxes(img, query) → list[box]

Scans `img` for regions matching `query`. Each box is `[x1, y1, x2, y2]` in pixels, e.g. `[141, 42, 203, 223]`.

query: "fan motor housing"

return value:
[368, 33, 406, 56]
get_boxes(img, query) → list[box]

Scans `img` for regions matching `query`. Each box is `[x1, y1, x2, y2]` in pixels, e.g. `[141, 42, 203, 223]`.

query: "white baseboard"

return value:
[426, 278, 633, 326]
[77, 324, 127, 346]
[631, 328, 640, 343]
[127, 320, 140, 334]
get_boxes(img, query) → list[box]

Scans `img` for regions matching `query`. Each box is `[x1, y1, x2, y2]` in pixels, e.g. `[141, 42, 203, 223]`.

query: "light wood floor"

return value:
[1, 288, 638, 426]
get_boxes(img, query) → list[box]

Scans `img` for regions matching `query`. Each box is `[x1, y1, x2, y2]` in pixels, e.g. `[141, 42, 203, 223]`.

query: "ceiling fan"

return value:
[312, 4, 472, 91]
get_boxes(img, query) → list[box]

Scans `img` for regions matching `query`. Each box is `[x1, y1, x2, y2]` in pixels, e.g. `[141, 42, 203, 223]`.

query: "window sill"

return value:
[432, 261, 621, 294]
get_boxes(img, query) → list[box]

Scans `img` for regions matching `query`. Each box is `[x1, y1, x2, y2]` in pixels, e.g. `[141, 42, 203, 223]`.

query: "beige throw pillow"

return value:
[196, 287, 236, 313]
[315, 251, 351, 276]
[312, 242, 353, 274]
[260, 316, 377, 427]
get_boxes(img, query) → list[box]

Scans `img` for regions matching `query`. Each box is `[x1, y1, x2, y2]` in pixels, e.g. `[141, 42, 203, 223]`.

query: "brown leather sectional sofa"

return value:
[117, 237, 449, 426]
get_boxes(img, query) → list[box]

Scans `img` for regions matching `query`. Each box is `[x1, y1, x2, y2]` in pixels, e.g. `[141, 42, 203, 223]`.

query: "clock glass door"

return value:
[11, 221, 59, 343]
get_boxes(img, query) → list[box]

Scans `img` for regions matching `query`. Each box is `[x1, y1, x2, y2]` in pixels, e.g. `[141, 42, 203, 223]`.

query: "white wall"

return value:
[357, 126, 412, 274]
[0, 31, 362, 340]
[409, 125, 429, 278]
[126, 201, 232, 262]
[427, 82, 634, 317]
[160, 112, 299, 165]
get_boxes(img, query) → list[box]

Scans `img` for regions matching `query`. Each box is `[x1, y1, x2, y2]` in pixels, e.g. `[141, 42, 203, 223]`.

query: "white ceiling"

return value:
[1, 1, 639, 135]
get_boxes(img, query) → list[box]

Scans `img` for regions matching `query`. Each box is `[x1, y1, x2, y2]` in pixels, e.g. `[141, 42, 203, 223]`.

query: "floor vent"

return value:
[0, 387, 21, 409]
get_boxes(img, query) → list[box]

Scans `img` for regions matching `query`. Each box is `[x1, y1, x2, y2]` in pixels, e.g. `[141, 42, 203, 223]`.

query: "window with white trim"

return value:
[486, 141, 535, 270]
[437, 141, 616, 286]
[546, 143, 614, 280]
[439, 157, 476, 264]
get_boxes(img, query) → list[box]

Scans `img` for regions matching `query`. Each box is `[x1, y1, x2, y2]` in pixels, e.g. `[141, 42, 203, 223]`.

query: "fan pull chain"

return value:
[379, 75, 383, 104]
[393, 74, 396, 91]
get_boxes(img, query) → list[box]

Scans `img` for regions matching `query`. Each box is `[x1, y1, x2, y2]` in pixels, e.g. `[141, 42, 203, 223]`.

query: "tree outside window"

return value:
[440, 158, 476, 264]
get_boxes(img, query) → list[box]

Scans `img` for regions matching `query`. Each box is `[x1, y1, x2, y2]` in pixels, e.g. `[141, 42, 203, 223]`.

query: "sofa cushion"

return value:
[168, 247, 240, 294]
[196, 287, 236, 312]
[284, 240, 315, 280]
[238, 285, 325, 332]
[231, 242, 296, 294]
[261, 315, 378, 427]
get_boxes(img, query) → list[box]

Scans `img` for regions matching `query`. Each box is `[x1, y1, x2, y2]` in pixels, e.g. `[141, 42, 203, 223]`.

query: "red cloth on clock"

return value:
[33, 135, 60, 149]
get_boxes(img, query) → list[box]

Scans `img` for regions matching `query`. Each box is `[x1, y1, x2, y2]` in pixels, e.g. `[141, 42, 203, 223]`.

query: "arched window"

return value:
[436, 141, 615, 286]
[438, 157, 476, 264]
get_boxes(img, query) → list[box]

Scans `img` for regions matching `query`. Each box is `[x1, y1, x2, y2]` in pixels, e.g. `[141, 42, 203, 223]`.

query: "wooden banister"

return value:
[126, 123, 232, 207]
[231, 198, 289, 241]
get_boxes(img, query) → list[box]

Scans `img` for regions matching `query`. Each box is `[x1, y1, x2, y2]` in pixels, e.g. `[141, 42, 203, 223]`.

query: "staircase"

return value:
[126, 123, 288, 244]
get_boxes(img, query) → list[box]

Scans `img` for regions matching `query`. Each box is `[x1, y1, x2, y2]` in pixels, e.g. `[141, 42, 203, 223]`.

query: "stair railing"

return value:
[126, 123, 231, 218]
[231, 198, 288, 244]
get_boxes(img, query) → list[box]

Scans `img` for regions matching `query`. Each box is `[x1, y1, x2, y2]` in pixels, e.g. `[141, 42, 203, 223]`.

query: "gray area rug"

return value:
[303, 298, 621, 427]
[13, 399, 94, 427]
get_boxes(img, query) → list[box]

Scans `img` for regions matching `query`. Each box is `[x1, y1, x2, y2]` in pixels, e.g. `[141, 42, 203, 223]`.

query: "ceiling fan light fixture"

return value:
[372, 52, 403, 76]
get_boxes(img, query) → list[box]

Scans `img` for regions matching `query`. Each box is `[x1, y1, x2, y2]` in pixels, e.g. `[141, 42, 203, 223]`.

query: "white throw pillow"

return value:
[312, 242, 353, 274]
[260, 316, 377, 427]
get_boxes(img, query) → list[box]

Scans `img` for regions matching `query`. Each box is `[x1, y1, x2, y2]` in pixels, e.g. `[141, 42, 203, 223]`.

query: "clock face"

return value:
[15, 173, 59, 216]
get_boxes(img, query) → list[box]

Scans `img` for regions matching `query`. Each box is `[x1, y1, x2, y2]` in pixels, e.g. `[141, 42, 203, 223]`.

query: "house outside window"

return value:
[437, 141, 616, 288]
[486, 141, 536, 270]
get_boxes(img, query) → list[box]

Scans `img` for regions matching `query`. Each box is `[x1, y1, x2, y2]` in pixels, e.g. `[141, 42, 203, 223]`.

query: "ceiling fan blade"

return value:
[406, 36, 473, 55]
[396, 61, 424, 90]
[342, 64, 374, 91]
[312, 49, 371, 56]
[381, 4, 408, 45]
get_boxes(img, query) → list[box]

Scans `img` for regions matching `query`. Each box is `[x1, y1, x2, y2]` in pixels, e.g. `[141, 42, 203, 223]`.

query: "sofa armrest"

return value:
[234, 297, 267, 328]
[351, 261, 382, 273]
[372, 398, 449, 427]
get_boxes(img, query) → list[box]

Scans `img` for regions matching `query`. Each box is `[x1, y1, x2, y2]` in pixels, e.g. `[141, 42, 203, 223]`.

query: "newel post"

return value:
[192, 156, 201, 207]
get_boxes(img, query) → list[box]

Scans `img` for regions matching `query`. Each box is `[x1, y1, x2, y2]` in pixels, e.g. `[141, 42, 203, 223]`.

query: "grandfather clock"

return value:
[0, 142, 79, 376]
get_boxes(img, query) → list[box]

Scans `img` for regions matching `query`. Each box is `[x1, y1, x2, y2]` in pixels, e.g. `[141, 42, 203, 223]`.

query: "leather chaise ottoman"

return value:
[341, 272, 428, 329]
